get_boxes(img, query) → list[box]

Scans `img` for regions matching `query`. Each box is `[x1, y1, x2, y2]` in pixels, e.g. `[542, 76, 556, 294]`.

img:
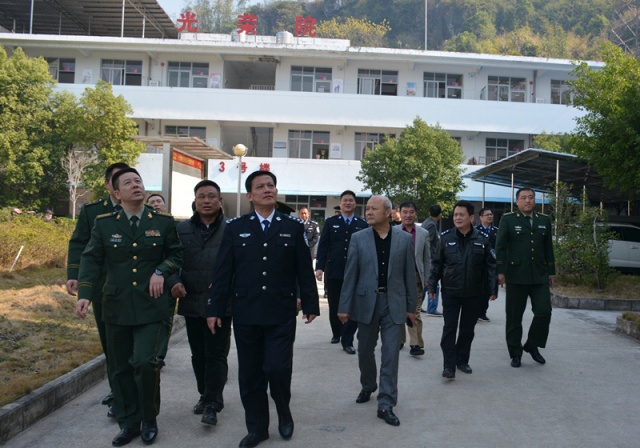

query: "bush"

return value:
[0, 208, 74, 269]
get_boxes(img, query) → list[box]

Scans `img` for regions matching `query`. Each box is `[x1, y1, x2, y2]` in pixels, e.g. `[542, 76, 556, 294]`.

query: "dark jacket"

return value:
[167, 212, 229, 318]
[421, 217, 440, 259]
[207, 210, 320, 325]
[315, 214, 368, 279]
[428, 227, 497, 298]
[304, 219, 320, 249]
[475, 223, 498, 249]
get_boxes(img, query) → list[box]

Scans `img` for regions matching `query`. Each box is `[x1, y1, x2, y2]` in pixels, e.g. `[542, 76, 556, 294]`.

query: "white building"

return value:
[0, 1, 603, 219]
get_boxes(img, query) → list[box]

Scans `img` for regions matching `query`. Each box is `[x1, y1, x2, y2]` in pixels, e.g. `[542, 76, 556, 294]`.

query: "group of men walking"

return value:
[66, 165, 555, 447]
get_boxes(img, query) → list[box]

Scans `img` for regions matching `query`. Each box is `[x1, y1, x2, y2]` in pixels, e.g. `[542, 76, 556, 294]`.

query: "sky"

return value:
[156, 0, 265, 21]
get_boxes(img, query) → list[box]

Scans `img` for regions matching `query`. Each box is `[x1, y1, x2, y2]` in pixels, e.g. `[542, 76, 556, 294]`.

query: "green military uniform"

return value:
[495, 210, 555, 358]
[67, 197, 119, 361]
[78, 208, 183, 429]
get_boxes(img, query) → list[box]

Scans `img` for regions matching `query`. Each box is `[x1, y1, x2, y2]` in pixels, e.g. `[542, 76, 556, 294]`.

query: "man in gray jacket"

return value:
[167, 180, 230, 426]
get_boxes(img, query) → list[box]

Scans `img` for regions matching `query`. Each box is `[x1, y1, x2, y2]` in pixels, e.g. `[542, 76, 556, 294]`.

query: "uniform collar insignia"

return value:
[250, 216, 255, 220]
[104, 200, 108, 206]
[276, 216, 281, 221]
[116, 214, 121, 220]
[148, 212, 153, 219]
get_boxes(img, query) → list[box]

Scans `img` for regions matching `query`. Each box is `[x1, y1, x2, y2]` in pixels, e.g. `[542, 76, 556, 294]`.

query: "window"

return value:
[291, 66, 332, 93]
[354, 196, 368, 218]
[484, 138, 524, 164]
[357, 69, 398, 96]
[285, 195, 326, 220]
[101, 60, 142, 86]
[423, 72, 462, 99]
[168, 62, 209, 88]
[355, 132, 395, 160]
[46, 58, 75, 83]
[164, 126, 206, 139]
[487, 76, 526, 102]
[551, 80, 572, 105]
[288, 130, 330, 159]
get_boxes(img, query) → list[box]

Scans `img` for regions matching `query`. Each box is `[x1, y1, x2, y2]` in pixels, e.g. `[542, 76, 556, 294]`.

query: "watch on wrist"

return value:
[155, 269, 163, 276]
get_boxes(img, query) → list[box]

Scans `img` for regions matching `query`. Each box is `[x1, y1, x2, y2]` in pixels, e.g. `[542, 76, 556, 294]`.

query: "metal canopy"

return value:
[0, 0, 177, 39]
[464, 148, 634, 204]
[133, 136, 233, 160]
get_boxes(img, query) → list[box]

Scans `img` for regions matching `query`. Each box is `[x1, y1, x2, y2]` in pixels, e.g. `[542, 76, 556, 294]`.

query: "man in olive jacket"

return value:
[495, 188, 555, 368]
[76, 168, 183, 446]
[167, 180, 231, 427]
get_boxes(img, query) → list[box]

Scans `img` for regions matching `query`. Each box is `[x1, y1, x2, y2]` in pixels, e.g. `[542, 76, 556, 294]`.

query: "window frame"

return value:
[290, 66, 332, 93]
[423, 72, 462, 99]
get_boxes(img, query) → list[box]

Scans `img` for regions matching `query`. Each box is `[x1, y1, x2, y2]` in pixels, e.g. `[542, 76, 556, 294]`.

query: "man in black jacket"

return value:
[428, 200, 497, 379]
[167, 180, 230, 426]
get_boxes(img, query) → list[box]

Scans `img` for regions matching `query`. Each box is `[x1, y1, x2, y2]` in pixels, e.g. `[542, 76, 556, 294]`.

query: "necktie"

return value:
[262, 219, 270, 236]
[345, 218, 350, 226]
[528, 216, 533, 227]
[130, 216, 138, 233]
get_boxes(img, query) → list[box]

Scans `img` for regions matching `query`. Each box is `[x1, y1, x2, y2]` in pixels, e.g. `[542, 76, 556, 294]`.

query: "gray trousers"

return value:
[356, 293, 402, 411]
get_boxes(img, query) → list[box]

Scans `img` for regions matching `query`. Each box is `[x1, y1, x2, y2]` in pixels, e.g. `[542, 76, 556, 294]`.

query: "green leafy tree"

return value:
[357, 117, 464, 219]
[0, 47, 60, 209]
[443, 31, 481, 53]
[569, 43, 640, 198]
[316, 17, 391, 47]
[531, 132, 573, 154]
[462, 11, 496, 41]
[183, 0, 247, 33]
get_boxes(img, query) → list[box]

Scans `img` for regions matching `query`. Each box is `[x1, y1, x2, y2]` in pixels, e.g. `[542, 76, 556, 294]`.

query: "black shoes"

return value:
[409, 345, 425, 356]
[523, 343, 546, 364]
[356, 388, 376, 403]
[156, 357, 166, 370]
[239, 432, 269, 447]
[141, 419, 158, 445]
[201, 404, 218, 425]
[343, 345, 356, 355]
[442, 368, 455, 379]
[278, 416, 294, 440]
[511, 355, 521, 368]
[193, 397, 205, 415]
[478, 314, 490, 322]
[102, 392, 114, 406]
[377, 408, 400, 426]
[330, 337, 340, 344]
[112, 428, 141, 447]
[107, 406, 116, 419]
[457, 364, 472, 374]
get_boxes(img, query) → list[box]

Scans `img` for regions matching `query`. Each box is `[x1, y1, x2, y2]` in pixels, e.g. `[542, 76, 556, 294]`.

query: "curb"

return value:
[551, 291, 640, 311]
[0, 316, 186, 445]
[616, 315, 640, 340]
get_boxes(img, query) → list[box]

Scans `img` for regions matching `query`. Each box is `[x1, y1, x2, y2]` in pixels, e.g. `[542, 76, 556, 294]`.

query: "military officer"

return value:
[76, 168, 183, 446]
[66, 162, 129, 416]
[207, 170, 319, 448]
[298, 207, 319, 259]
[315, 190, 368, 354]
[495, 188, 555, 368]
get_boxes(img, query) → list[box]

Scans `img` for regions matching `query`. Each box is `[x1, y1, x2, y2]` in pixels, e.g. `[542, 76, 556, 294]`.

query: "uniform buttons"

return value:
[242, 243, 246, 247]
[153, 243, 156, 246]
[262, 272, 267, 276]
[262, 286, 267, 290]
[133, 256, 137, 260]
[264, 243, 268, 247]
[284, 243, 288, 247]
[345, 239, 348, 242]
[263, 256, 267, 261]
[132, 268, 137, 273]
[531, 249, 535, 252]
[133, 243, 137, 247]
[133, 281, 137, 286]
[114, 244, 117, 248]
[531, 240, 534, 243]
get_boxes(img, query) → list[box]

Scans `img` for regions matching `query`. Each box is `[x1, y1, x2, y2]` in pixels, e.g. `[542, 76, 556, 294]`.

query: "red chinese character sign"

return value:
[177, 12, 199, 33]
[295, 16, 317, 37]
[237, 13, 259, 35]
[259, 163, 271, 171]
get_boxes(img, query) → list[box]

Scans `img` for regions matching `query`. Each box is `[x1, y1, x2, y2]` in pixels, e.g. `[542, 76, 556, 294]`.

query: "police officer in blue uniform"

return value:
[315, 190, 368, 354]
[475, 207, 499, 322]
[207, 170, 319, 448]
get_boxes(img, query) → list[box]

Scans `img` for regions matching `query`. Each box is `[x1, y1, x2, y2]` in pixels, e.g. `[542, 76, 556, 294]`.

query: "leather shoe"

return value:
[511, 355, 521, 368]
[457, 364, 472, 374]
[102, 392, 114, 406]
[156, 356, 165, 370]
[278, 419, 294, 439]
[442, 368, 455, 379]
[343, 345, 356, 355]
[377, 408, 400, 426]
[239, 432, 269, 447]
[107, 406, 116, 419]
[112, 428, 141, 446]
[141, 419, 158, 445]
[409, 345, 425, 356]
[356, 388, 375, 403]
[330, 337, 340, 344]
[193, 397, 205, 414]
[201, 404, 217, 426]
[523, 343, 546, 364]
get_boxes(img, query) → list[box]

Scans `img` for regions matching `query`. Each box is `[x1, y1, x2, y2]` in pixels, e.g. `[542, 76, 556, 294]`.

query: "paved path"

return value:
[5, 286, 640, 448]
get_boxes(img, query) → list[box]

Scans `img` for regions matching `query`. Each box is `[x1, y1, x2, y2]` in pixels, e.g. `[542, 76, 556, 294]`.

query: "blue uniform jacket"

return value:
[315, 214, 368, 279]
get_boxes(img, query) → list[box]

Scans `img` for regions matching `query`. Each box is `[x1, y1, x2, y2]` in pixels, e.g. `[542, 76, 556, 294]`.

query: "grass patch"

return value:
[0, 267, 102, 407]
[553, 274, 640, 300]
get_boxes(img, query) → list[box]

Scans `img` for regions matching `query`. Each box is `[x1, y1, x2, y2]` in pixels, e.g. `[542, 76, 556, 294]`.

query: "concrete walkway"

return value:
[5, 286, 640, 448]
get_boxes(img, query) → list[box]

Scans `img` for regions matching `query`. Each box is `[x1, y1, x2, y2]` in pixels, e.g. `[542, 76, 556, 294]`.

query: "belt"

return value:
[375, 287, 387, 294]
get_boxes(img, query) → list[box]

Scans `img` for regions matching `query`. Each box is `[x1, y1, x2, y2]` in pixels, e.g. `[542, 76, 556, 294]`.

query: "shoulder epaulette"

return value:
[503, 212, 515, 216]
[478, 230, 489, 238]
[85, 198, 106, 208]
[441, 228, 453, 235]
[284, 215, 304, 224]
[96, 211, 116, 219]
[154, 211, 173, 218]
[226, 215, 243, 224]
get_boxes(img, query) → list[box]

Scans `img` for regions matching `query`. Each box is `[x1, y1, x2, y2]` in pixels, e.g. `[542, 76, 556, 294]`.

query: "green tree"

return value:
[462, 11, 496, 41]
[183, 0, 247, 33]
[443, 31, 481, 53]
[531, 132, 573, 154]
[357, 118, 464, 219]
[569, 43, 640, 198]
[316, 17, 391, 47]
[0, 47, 60, 209]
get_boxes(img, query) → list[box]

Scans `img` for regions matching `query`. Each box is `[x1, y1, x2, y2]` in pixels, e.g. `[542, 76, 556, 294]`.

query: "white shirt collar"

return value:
[255, 209, 275, 223]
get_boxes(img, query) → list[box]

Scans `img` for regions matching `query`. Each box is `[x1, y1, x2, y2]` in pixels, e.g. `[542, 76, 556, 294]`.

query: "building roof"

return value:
[133, 136, 233, 160]
[464, 148, 634, 204]
[0, 0, 177, 39]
